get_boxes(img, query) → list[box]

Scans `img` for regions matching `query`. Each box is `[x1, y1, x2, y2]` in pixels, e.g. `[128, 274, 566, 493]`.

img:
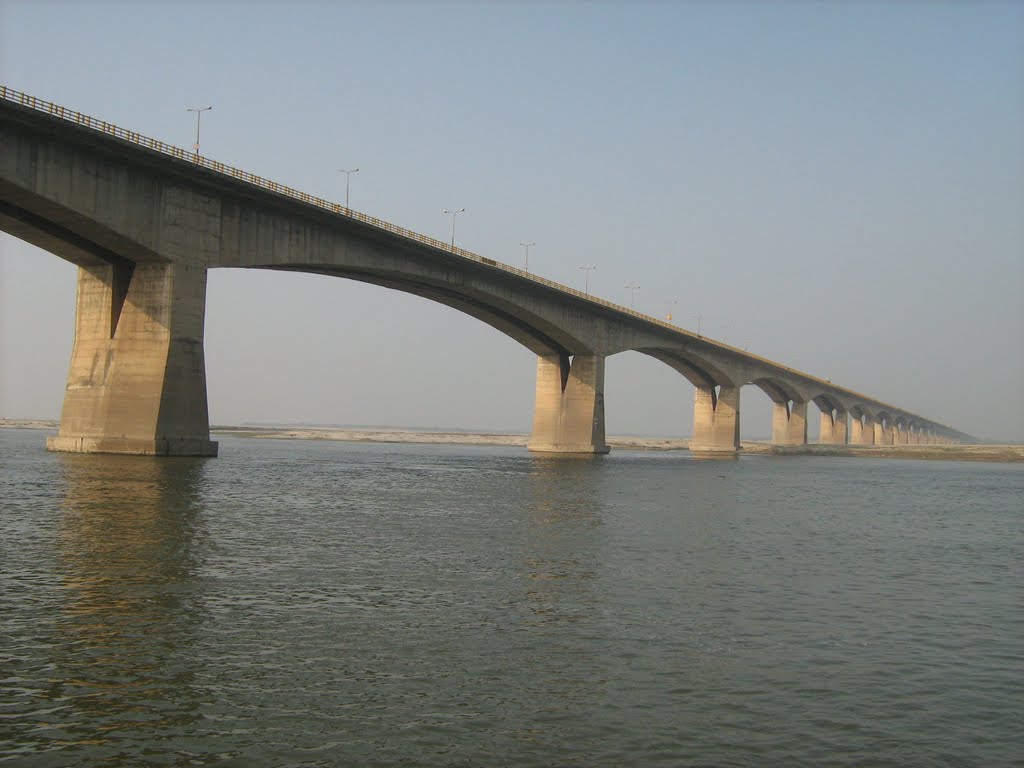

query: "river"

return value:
[1, 428, 1021, 766]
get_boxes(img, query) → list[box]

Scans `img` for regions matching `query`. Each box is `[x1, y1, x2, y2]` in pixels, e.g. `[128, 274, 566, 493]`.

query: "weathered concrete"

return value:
[896, 423, 910, 445]
[850, 414, 872, 445]
[772, 399, 808, 446]
[819, 408, 849, 445]
[690, 384, 740, 458]
[527, 353, 609, 454]
[0, 90, 974, 457]
[46, 262, 217, 456]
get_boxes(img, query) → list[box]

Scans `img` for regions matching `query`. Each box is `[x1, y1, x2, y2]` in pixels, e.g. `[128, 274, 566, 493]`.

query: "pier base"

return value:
[528, 353, 609, 454]
[689, 384, 740, 459]
[47, 262, 217, 457]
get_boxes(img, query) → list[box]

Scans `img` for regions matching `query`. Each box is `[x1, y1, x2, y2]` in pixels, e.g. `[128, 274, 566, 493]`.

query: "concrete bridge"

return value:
[0, 87, 972, 457]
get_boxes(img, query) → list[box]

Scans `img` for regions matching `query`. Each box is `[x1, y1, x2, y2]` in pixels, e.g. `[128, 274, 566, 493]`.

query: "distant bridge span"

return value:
[0, 87, 972, 456]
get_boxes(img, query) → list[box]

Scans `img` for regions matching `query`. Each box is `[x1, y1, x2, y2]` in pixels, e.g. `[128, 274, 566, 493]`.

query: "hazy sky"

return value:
[1, 1, 1022, 442]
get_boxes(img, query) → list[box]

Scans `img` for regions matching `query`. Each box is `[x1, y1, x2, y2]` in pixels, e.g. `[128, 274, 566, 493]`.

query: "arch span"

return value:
[268, 264, 580, 358]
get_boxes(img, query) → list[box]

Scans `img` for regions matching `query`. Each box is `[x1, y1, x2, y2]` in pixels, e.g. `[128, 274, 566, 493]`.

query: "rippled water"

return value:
[1, 428, 1021, 766]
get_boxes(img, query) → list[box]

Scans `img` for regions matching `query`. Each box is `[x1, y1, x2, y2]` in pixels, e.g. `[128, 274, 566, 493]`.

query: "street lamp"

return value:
[693, 313, 703, 335]
[666, 297, 678, 322]
[187, 106, 212, 156]
[624, 283, 640, 309]
[579, 264, 596, 294]
[520, 241, 535, 272]
[338, 168, 359, 209]
[442, 207, 465, 249]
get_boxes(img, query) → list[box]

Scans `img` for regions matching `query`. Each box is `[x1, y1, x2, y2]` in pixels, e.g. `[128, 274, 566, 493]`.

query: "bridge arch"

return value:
[633, 348, 736, 390]
[267, 264, 582, 358]
[626, 347, 742, 456]
[203, 268, 543, 430]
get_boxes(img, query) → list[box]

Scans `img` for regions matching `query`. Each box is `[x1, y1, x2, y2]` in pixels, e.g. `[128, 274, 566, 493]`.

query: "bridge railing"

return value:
[0, 85, 960, 432]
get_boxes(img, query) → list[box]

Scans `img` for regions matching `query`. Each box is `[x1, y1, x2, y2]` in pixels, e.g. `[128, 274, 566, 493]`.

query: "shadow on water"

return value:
[46, 453, 210, 762]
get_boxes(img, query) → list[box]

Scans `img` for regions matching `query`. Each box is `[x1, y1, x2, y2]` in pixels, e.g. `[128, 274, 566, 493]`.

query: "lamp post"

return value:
[579, 265, 596, 294]
[693, 313, 703, 335]
[338, 168, 359, 209]
[666, 297, 678, 322]
[187, 106, 212, 156]
[624, 283, 640, 309]
[442, 207, 465, 249]
[520, 241, 535, 272]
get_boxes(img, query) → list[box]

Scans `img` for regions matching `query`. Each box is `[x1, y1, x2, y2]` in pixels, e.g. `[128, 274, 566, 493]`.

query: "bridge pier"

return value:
[896, 425, 910, 445]
[689, 384, 740, 458]
[819, 408, 849, 445]
[47, 262, 217, 457]
[772, 399, 808, 446]
[527, 353, 609, 454]
[851, 416, 871, 445]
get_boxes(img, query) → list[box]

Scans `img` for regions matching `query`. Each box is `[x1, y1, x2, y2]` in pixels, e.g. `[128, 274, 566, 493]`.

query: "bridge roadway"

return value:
[0, 87, 972, 457]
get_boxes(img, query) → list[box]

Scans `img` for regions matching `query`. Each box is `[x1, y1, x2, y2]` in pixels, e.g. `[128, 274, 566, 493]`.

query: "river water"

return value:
[1, 428, 1021, 767]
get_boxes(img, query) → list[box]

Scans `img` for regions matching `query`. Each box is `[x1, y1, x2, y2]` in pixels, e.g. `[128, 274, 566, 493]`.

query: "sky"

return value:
[1, 0, 1022, 442]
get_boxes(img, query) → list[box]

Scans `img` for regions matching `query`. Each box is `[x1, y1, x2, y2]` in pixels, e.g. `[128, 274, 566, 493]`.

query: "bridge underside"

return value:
[13, 237, 966, 459]
[33, 262, 964, 458]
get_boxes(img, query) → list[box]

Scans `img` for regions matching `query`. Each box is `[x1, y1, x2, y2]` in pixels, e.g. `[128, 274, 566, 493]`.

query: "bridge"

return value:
[0, 87, 972, 457]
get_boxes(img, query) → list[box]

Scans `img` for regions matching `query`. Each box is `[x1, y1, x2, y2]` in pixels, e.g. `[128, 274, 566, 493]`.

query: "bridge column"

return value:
[894, 424, 907, 445]
[851, 415, 870, 445]
[690, 384, 740, 459]
[528, 353, 609, 454]
[47, 262, 217, 456]
[819, 409, 848, 445]
[772, 400, 808, 446]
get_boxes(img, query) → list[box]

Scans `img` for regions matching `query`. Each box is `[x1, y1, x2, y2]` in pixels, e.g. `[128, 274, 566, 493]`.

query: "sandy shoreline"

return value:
[2, 419, 1021, 462]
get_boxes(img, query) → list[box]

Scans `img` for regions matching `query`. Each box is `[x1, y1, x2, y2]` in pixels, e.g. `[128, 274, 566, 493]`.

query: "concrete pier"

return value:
[528, 353, 609, 454]
[690, 384, 740, 458]
[46, 263, 217, 456]
[819, 408, 849, 445]
[772, 399, 808, 446]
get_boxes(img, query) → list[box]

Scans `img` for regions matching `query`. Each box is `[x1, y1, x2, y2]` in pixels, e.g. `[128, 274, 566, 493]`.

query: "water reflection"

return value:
[505, 456, 606, 738]
[50, 453, 209, 754]
[522, 456, 604, 627]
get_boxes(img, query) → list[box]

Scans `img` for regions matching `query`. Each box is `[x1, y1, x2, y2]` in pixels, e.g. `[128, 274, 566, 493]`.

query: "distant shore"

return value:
[4, 419, 1022, 462]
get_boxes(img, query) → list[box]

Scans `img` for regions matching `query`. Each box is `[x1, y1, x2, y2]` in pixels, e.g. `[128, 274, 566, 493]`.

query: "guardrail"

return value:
[0, 85, 963, 434]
